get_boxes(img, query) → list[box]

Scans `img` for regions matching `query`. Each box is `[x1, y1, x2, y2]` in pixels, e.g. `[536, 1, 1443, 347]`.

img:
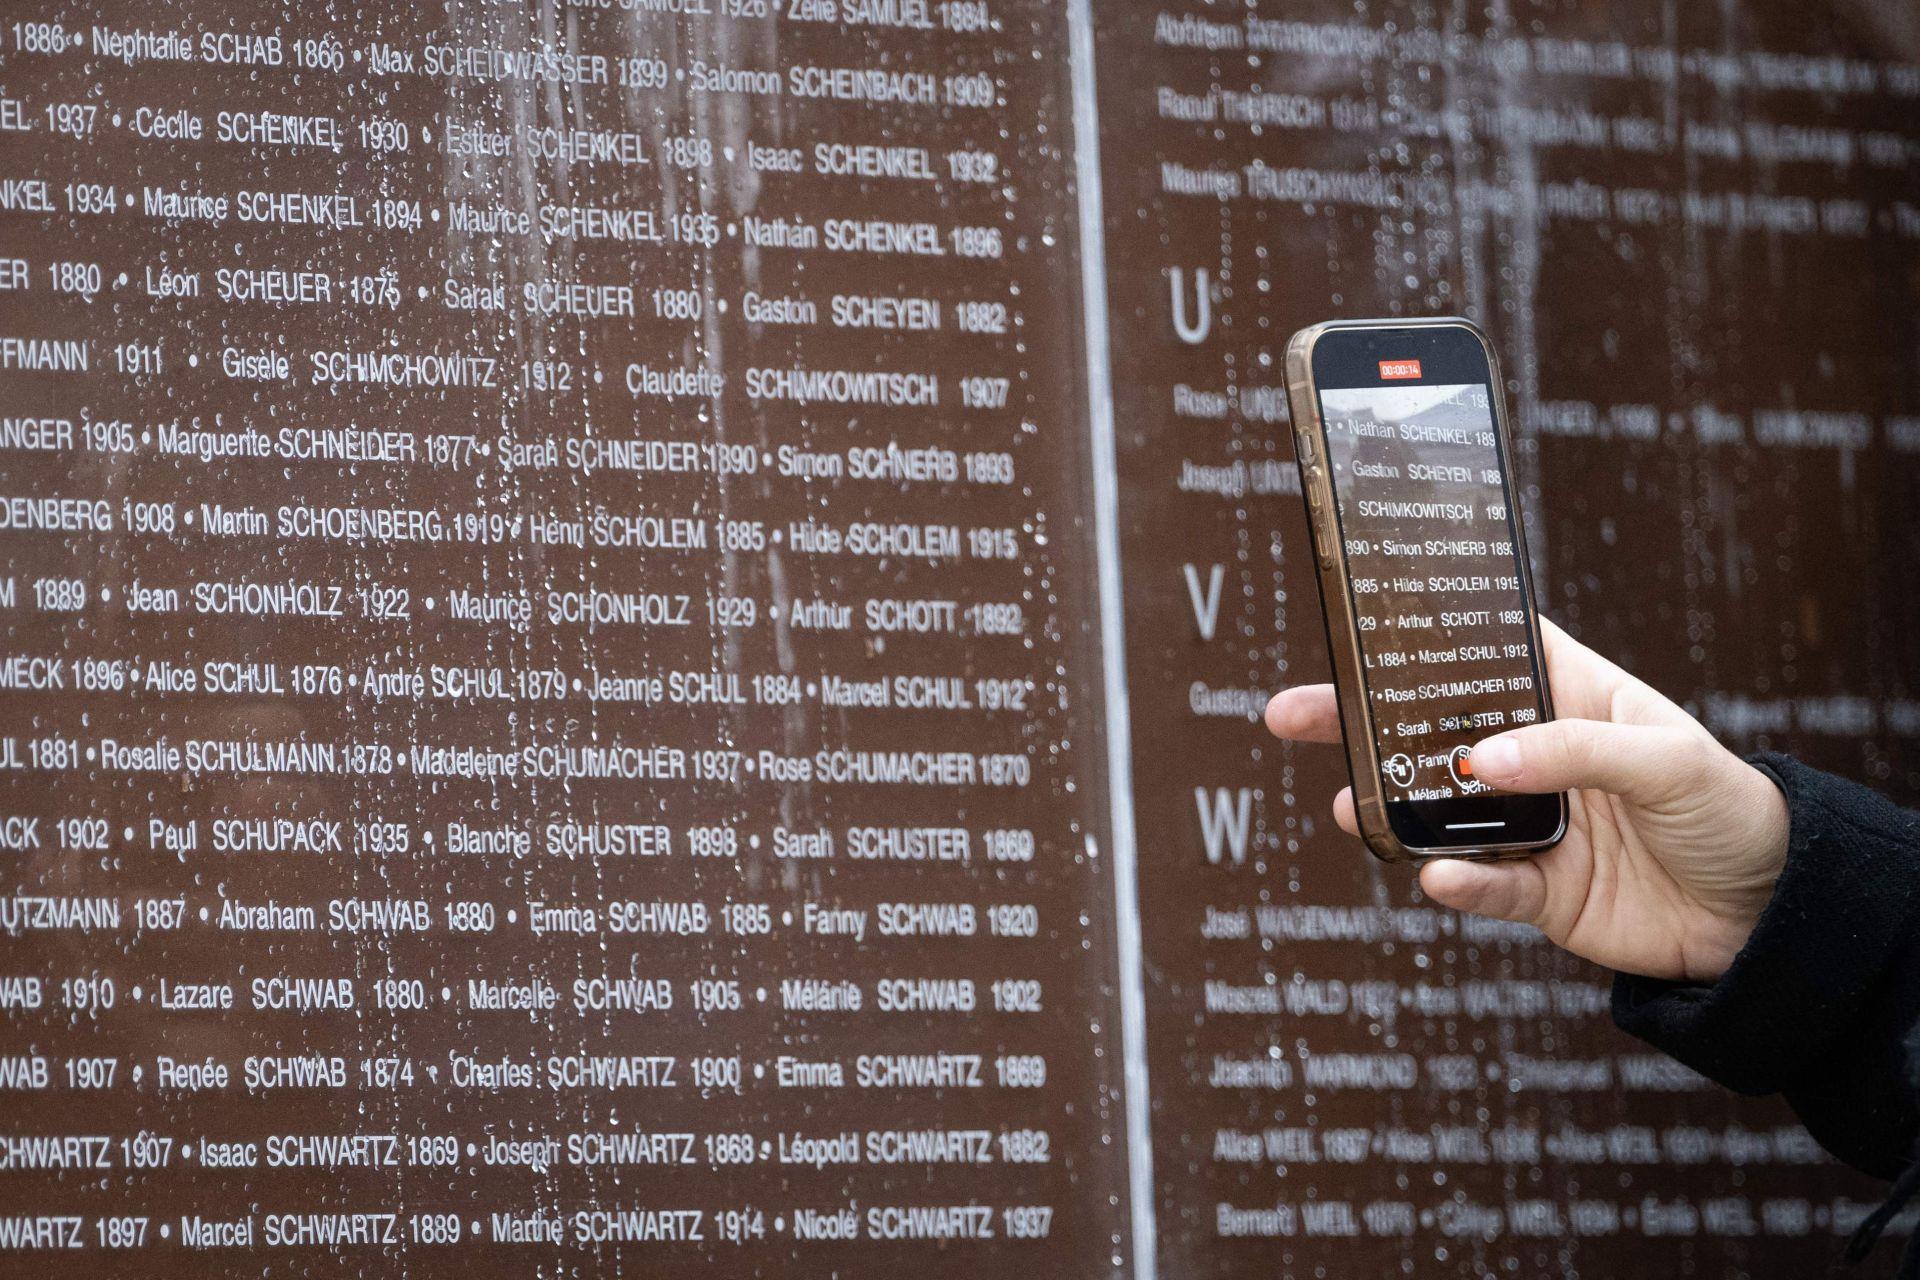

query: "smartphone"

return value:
[1284, 317, 1566, 862]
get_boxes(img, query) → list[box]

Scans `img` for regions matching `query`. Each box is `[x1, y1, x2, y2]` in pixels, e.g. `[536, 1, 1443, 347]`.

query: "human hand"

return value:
[1264, 619, 1789, 982]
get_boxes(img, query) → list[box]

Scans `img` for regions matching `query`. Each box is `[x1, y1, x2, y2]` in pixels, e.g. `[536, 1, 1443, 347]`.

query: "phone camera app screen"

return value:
[1319, 381, 1546, 803]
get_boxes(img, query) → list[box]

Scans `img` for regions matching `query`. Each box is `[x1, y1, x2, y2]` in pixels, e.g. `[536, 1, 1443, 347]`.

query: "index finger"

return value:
[1264, 685, 1342, 744]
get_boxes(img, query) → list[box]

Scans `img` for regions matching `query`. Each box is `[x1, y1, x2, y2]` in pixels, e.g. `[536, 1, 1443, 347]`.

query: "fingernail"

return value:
[1471, 736, 1522, 784]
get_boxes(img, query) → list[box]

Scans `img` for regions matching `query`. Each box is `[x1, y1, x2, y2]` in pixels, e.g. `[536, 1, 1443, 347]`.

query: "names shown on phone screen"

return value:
[1321, 383, 1545, 801]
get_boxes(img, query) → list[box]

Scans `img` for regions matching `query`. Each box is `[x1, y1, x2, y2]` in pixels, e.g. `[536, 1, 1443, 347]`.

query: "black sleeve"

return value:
[1611, 752, 1920, 1179]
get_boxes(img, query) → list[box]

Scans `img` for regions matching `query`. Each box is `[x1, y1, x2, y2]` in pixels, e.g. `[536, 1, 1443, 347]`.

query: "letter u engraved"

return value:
[1169, 266, 1212, 345]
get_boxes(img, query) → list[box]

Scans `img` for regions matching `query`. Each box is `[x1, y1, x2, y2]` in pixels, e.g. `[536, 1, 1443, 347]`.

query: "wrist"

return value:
[1737, 758, 1793, 896]
[1687, 761, 1790, 982]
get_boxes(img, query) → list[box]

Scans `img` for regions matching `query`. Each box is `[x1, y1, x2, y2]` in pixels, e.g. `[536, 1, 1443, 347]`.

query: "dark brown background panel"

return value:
[1090, 0, 1920, 1275]
[0, 1, 1133, 1274]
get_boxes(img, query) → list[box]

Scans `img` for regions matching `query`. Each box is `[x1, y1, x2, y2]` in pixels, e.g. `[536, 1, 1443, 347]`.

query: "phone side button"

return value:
[1303, 470, 1331, 566]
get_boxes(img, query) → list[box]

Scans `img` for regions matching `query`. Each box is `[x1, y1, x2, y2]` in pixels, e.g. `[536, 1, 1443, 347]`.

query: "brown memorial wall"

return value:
[0, 0, 1132, 1273]
[0, 0, 1915, 1276]
[1091, 1, 1920, 1276]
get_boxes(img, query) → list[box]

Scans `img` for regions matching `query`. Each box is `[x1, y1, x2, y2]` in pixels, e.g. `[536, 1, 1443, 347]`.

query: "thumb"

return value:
[1469, 719, 1705, 805]
[1419, 858, 1549, 928]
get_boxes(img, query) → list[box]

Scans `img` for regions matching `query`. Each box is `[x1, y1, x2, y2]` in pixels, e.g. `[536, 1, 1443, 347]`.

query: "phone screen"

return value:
[1310, 325, 1563, 850]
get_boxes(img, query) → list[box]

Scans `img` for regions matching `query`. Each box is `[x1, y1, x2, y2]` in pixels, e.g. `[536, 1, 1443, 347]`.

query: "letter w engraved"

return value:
[1194, 787, 1255, 866]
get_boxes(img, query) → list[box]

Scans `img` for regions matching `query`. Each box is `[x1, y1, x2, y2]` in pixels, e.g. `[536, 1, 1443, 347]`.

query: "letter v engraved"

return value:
[1183, 563, 1225, 641]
